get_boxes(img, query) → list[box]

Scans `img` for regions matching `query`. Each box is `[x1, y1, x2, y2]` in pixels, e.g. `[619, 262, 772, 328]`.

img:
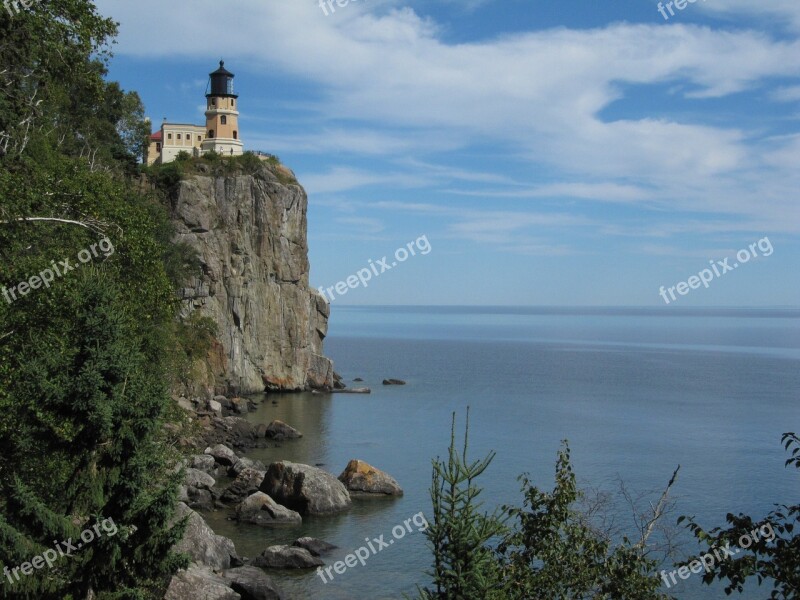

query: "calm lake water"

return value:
[206, 306, 800, 599]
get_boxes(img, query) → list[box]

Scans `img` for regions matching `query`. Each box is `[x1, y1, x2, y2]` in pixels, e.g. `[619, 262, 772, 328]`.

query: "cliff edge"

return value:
[171, 161, 333, 394]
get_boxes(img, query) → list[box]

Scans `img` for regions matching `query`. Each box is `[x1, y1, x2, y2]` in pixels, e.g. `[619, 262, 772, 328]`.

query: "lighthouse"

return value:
[201, 60, 244, 156]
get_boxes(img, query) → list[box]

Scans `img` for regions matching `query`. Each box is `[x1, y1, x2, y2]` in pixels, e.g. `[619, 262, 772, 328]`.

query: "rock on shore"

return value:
[260, 461, 351, 516]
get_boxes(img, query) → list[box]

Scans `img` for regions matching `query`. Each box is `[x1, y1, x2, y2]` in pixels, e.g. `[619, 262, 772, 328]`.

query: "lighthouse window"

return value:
[232, 99, 235, 107]
[211, 98, 216, 106]
[208, 130, 214, 138]
[233, 131, 238, 140]
[177, 134, 181, 140]
[221, 115, 227, 125]
[167, 133, 172, 140]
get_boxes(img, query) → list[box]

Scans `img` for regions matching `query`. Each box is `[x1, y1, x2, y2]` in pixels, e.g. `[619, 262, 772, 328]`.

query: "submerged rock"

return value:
[292, 537, 336, 557]
[251, 545, 323, 569]
[382, 378, 406, 385]
[264, 420, 302, 440]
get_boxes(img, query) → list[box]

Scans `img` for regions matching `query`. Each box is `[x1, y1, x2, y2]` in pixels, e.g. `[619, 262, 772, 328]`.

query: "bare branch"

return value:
[0, 217, 120, 237]
[634, 465, 680, 551]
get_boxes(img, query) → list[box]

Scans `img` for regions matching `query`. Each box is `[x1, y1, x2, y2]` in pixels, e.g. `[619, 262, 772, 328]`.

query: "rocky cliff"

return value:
[171, 162, 333, 394]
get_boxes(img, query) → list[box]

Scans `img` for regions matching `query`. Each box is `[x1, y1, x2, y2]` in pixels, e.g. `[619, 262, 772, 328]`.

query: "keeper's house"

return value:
[146, 61, 244, 166]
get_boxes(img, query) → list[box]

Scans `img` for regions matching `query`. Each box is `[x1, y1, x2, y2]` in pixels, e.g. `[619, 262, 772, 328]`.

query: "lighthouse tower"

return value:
[201, 60, 244, 156]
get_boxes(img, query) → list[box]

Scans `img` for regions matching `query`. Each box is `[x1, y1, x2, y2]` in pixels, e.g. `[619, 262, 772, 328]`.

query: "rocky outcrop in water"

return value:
[171, 162, 334, 394]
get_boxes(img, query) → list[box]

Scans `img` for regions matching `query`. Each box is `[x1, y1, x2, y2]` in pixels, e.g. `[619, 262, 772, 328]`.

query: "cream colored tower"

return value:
[201, 61, 244, 156]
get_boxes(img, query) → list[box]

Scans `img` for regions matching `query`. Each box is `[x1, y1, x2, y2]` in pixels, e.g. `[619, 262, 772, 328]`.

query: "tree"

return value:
[496, 444, 673, 600]
[417, 413, 677, 600]
[416, 411, 507, 600]
[0, 272, 188, 599]
[0, 1, 190, 597]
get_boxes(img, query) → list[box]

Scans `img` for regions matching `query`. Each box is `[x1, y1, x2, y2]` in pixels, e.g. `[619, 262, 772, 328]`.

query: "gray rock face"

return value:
[223, 566, 285, 600]
[251, 545, 323, 569]
[338, 459, 404, 496]
[172, 503, 239, 570]
[235, 492, 302, 526]
[165, 564, 241, 600]
[260, 461, 351, 516]
[171, 165, 334, 394]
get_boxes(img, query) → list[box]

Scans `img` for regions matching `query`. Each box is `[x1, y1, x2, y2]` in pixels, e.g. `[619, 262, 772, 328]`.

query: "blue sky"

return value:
[95, 0, 800, 306]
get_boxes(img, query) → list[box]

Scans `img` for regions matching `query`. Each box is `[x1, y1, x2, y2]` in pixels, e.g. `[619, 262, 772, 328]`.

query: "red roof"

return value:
[150, 131, 162, 141]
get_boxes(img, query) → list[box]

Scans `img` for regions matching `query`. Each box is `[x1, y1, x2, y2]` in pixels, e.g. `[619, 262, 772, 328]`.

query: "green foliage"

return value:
[418, 415, 673, 600]
[0, 271, 188, 599]
[144, 151, 294, 188]
[169, 312, 220, 390]
[680, 433, 800, 599]
[0, 1, 146, 174]
[0, 1, 192, 597]
[496, 444, 671, 600]
[417, 411, 507, 600]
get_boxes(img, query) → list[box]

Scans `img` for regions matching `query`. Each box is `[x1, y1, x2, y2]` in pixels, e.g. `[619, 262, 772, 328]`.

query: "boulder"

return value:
[251, 545, 323, 569]
[185, 468, 216, 490]
[172, 503, 239, 570]
[183, 467, 218, 510]
[235, 492, 302, 526]
[223, 566, 285, 600]
[208, 399, 223, 417]
[382, 378, 406, 385]
[205, 443, 239, 466]
[219, 468, 267, 505]
[264, 420, 302, 440]
[191, 454, 218, 474]
[260, 461, 351, 516]
[230, 397, 249, 414]
[338, 459, 403, 496]
[215, 395, 233, 409]
[165, 564, 240, 600]
[292, 537, 336, 557]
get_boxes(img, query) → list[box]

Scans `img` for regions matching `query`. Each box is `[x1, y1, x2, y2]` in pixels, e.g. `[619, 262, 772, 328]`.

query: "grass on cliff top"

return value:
[144, 150, 298, 201]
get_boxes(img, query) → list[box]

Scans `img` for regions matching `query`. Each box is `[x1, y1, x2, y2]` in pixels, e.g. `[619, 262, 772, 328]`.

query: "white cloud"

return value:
[96, 0, 800, 230]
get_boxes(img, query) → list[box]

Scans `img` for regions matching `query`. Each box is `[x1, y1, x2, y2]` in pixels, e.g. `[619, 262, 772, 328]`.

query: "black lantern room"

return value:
[207, 60, 237, 98]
